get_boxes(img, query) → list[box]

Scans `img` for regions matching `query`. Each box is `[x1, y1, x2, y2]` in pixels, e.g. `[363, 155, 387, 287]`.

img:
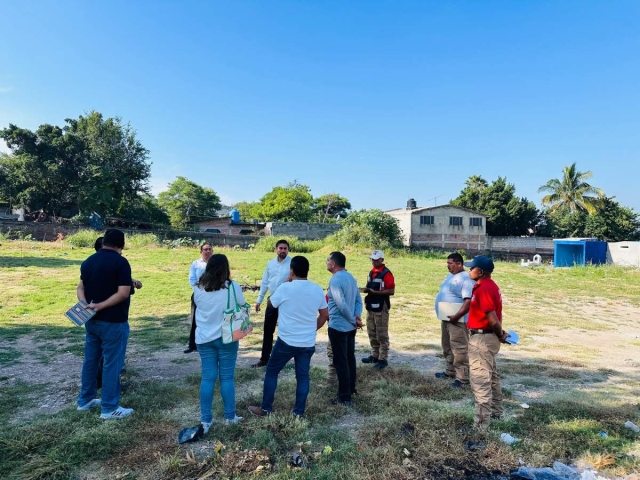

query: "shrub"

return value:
[252, 236, 324, 253]
[126, 233, 158, 249]
[65, 230, 101, 248]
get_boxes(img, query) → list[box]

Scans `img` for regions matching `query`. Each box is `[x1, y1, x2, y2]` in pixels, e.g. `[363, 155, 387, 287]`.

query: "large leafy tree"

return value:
[451, 176, 539, 236]
[538, 162, 604, 214]
[312, 193, 351, 223]
[252, 181, 314, 222]
[0, 111, 151, 217]
[158, 176, 221, 229]
[541, 197, 640, 241]
[116, 194, 170, 226]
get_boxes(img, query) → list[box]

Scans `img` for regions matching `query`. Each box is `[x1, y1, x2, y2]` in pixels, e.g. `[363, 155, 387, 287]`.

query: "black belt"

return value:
[469, 329, 493, 335]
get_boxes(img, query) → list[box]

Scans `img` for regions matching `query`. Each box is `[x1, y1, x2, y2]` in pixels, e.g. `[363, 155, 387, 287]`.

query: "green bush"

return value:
[252, 235, 324, 253]
[65, 230, 101, 248]
[126, 233, 158, 249]
[162, 237, 199, 249]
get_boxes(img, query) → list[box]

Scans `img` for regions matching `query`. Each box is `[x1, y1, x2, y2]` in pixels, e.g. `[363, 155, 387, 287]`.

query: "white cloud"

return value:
[149, 177, 171, 197]
[0, 139, 9, 154]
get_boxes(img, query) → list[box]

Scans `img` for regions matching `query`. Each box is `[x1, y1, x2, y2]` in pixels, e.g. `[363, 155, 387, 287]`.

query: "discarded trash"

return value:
[520, 403, 530, 409]
[291, 453, 307, 468]
[624, 420, 640, 433]
[178, 424, 204, 444]
[464, 440, 486, 451]
[322, 445, 333, 455]
[512, 461, 611, 480]
[598, 431, 609, 438]
[403, 448, 411, 457]
[500, 433, 519, 445]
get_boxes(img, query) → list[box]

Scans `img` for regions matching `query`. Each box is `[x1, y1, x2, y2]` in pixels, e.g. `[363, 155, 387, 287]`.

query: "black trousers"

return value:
[259, 304, 279, 363]
[328, 327, 357, 402]
[188, 293, 197, 349]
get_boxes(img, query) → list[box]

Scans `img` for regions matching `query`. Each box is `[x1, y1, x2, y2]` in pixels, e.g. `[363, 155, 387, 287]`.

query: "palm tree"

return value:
[538, 163, 604, 214]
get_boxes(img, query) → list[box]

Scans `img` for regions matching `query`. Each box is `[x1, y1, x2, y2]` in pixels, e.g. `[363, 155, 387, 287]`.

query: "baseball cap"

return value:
[464, 255, 494, 273]
[370, 250, 385, 260]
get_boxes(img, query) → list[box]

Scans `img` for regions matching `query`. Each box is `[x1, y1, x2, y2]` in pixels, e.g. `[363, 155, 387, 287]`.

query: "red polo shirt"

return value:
[467, 277, 502, 329]
[370, 265, 395, 289]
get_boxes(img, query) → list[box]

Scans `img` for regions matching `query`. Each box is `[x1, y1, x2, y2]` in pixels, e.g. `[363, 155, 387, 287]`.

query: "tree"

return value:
[252, 181, 314, 222]
[0, 111, 151, 217]
[451, 176, 539, 236]
[538, 162, 605, 214]
[312, 193, 351, 222]
[542, 197, 640, 241]
[158, 176, 221, 229]
[233, 201, 260, 222]
[116, 194, 170, 226]
[333, 209, 404, 250]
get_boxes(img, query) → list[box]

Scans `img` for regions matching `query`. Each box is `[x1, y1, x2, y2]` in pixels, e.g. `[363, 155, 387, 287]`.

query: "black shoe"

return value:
[361, 355, 379, 364]
[183, 346, 197, 354]
[373, 360, 388, 370]
[435, 372, 454, 379]
[251, 360, 268, 368]
[491, 413, 503, 420]
[450, 380, 464, 388]
[330, 397, 353, 407]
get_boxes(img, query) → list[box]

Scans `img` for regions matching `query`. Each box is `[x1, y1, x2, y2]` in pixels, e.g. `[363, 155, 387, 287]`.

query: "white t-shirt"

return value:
[193, 280, 246, 344]
[269, 279, 328, 347]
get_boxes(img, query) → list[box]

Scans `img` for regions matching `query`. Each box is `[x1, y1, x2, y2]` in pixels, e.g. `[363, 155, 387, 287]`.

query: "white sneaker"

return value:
[201, 422, 212, 434]
[224, 415, 243, 425]
[77, 399, 101, 411]
[100, 406, 134, 420]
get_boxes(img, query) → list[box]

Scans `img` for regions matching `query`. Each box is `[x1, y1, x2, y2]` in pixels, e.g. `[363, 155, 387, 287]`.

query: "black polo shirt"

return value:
[80, 249, 132, 323]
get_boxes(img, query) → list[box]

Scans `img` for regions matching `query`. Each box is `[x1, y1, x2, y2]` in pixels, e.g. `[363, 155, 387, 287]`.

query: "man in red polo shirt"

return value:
[464, 255, 508, 431]
[361, 250, 395, 370]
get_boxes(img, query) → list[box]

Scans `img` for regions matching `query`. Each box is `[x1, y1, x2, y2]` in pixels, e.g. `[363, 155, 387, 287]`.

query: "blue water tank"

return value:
[230, 209, 240, 224]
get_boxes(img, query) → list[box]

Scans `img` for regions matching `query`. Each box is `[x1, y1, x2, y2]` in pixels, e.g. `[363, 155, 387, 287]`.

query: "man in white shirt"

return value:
[184, 242, 213, 353]
[252, 239, 292, 367]
[434, 252, 475, 387]
[248, 256, 328, 417]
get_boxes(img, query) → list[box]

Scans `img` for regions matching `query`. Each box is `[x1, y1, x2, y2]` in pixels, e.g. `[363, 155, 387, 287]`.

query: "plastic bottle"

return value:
[625, 420, 640, 433]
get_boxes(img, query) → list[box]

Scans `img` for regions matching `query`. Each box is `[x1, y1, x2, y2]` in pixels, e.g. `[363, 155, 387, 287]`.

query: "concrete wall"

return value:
[607, 242, 640, 267]
[486, 236, 554, 254]
[264, 222, 342, 240]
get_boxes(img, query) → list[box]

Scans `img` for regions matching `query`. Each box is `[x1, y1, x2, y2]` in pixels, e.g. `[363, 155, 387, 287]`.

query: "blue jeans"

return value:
[261, 338, 316, 416]
[198, 338, 239, 423]
[78, 320, 129, 414]
[328, 327, 356, 402]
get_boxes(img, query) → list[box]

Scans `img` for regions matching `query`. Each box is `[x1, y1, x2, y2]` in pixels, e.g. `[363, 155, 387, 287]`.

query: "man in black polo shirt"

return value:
[76, 229, 135, 420]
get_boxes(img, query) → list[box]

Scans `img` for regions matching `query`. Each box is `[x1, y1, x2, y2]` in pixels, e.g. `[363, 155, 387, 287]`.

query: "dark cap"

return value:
[103, 229, 125, 249]
[464, 255, 494, 273]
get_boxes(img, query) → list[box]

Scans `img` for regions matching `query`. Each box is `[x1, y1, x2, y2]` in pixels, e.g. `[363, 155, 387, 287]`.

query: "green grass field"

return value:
[1, 239, 639, 479]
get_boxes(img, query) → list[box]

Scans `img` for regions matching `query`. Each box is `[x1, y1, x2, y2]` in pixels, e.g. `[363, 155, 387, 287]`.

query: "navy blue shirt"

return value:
[80, 249, 132, 323]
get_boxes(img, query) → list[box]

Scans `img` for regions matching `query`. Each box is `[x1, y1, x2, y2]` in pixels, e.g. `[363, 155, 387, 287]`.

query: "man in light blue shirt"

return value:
[326, 251, 363, 406]
[434, 252, 474, 387]
[252, 239, 292, 367]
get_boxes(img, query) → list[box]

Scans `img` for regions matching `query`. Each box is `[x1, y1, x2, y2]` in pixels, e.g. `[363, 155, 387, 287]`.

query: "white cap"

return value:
[370, 250, 384, 260]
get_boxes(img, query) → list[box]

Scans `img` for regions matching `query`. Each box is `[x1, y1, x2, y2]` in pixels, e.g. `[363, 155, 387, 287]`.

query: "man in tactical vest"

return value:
[361, 250, 395, 370]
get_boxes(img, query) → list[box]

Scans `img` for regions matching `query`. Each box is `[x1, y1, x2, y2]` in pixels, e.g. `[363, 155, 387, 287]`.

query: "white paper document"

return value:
[437, 302, 463, 321]
[505, 330, 519, 345]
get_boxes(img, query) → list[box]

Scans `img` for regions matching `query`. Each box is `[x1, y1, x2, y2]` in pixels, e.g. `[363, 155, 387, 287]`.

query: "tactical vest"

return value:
[364, 267, 391, 312]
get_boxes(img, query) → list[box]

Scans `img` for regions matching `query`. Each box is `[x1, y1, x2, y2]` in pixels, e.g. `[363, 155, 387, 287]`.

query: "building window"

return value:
[420, 215, 434, 225]
[469, 217, 483, 227]
[449, 216, 463, 226]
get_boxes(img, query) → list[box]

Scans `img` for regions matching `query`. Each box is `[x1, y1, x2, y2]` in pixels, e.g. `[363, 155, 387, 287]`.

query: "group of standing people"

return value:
[75, 230, 506, 434]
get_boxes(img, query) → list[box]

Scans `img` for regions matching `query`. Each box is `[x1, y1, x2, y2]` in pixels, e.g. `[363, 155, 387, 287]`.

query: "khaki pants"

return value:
[441, 321, 469, 383]
[366, 304, 390, 361]
[468, 333, 503, 431]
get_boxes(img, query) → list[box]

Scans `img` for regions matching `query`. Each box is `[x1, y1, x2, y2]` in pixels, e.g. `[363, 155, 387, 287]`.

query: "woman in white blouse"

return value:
[193, 254, 245, 433]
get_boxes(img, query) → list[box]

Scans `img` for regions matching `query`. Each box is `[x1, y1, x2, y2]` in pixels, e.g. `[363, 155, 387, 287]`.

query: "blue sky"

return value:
[1, 1, 639, 212]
